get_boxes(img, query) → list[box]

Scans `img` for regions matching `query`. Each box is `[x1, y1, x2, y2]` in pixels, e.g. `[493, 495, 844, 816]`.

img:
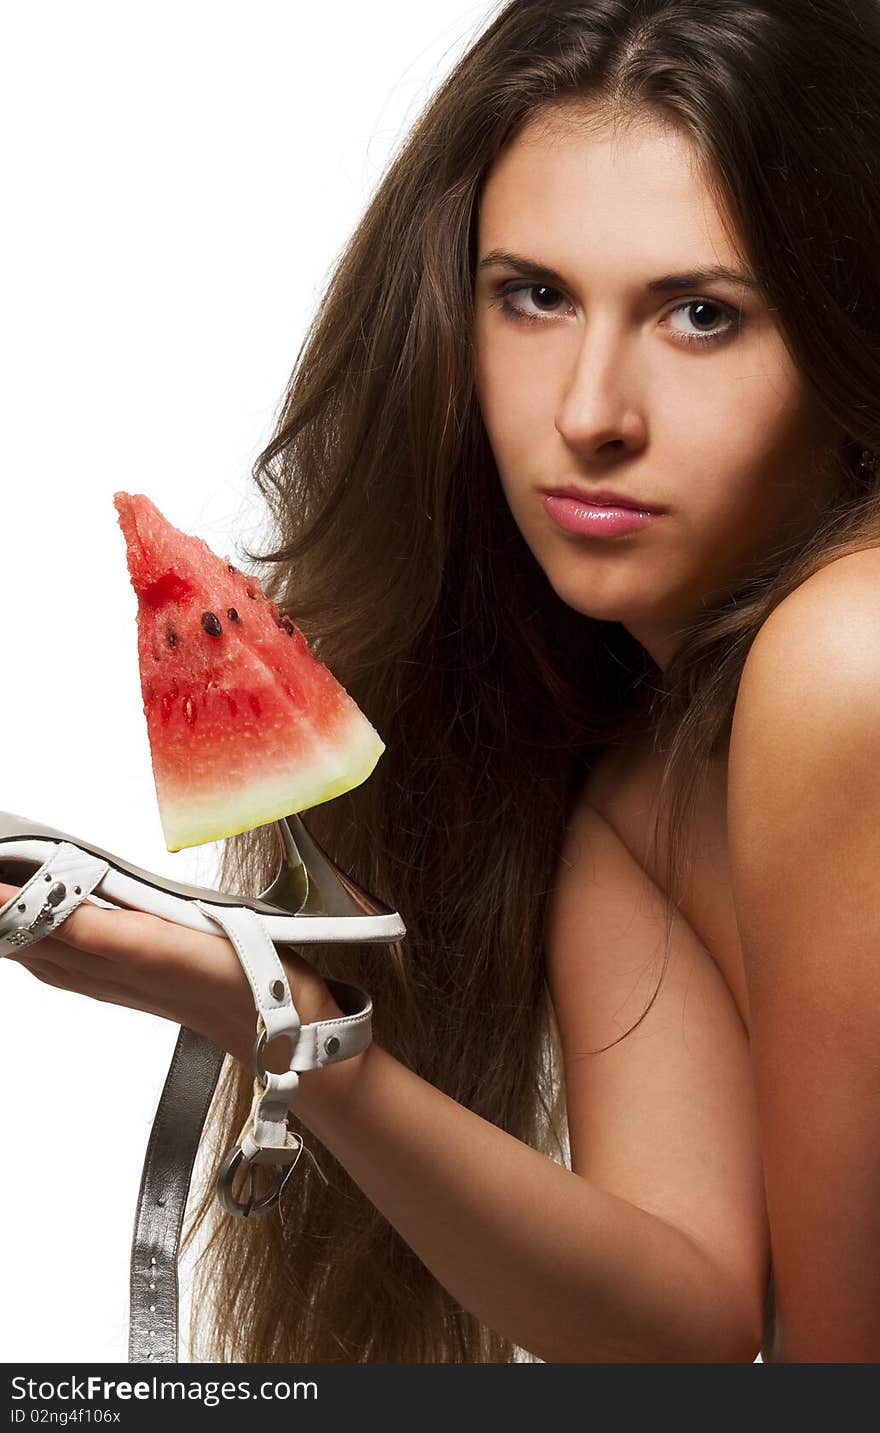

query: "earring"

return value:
[859, 448, 880, 478]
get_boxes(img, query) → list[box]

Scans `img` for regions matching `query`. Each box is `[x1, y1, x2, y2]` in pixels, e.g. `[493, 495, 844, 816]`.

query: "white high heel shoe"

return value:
[0, 809, 405, 1363]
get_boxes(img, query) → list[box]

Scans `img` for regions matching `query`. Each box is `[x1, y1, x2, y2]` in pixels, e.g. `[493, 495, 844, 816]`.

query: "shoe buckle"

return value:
[215, 1135, 304, 1218]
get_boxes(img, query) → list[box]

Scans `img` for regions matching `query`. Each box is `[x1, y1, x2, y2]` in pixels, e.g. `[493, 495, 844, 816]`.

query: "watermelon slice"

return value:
[113, 491, 385, 852]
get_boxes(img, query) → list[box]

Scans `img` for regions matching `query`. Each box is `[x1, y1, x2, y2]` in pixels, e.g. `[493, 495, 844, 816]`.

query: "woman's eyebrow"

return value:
[477, 248, 760, 293]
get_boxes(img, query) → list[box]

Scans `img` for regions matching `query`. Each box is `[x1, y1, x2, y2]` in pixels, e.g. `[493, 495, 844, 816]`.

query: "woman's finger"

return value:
[3, 932, 124, 977]
[0, 878, 335, 1064]
[0, 882, 231, 983]
[0, 883, 143, 958]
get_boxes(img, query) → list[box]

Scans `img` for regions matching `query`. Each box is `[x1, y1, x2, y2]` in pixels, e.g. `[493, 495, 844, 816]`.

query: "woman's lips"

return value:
[541, 493, 667, 537]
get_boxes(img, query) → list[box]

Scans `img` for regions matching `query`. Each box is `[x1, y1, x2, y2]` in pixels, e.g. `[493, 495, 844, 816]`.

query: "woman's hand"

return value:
[0, 881, 335, 1073]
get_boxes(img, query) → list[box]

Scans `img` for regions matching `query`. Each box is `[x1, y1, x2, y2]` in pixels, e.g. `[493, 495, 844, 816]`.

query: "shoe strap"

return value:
[193, 899, 372, 1155]
[0, 838, 373, 1364]
[0, 840, 110, 953]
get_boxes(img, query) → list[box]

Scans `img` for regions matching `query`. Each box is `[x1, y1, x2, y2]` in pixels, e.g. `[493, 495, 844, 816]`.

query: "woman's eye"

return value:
[489, 283, 742, 347]
[492, 283, 572, 324]
[663, 298, 742, 346]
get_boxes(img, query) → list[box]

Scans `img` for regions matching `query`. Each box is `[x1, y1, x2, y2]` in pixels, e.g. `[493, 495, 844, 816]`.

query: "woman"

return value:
[4, 0, 880, 1362]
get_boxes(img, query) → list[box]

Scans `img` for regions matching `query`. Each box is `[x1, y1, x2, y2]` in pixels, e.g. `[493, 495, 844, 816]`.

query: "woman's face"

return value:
[472, 107, 842, 671]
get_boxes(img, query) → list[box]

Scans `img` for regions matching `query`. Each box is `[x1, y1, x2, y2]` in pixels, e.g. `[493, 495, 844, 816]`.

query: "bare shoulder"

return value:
[737, 546, 880, 716]
[728, 542, 880, 897]
[582, 548, 880, 821]
[730, 546, 880, 808]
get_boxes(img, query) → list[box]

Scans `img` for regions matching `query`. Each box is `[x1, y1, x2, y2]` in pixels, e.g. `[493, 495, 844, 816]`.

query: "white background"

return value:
[0, 0, 500, 1363]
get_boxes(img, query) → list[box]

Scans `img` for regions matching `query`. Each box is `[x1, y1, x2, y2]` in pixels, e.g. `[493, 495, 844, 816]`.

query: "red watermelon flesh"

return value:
[113, 491, 385, 852]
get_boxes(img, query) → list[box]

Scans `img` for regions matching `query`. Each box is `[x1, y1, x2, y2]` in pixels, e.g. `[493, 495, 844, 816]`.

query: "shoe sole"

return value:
[0, 810, 406, 946]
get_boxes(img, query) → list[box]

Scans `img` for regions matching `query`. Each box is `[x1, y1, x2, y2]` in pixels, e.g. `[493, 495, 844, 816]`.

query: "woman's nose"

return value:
[554, 331, 647, 461]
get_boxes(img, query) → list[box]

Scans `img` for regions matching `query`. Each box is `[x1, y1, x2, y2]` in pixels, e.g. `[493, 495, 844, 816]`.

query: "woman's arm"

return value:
[727, 554, 880, 1362]
[297, 1043, 756, 1363]
[296, 802, 767, 1364]
[1, 801, 766, 1362]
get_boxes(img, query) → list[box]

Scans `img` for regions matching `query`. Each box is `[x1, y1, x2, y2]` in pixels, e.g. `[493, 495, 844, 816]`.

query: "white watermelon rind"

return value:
[158, 715, 385, 853]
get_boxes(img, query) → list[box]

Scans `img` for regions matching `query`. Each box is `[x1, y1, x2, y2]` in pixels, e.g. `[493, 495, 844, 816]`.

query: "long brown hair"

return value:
[181, 0, 880, 1362]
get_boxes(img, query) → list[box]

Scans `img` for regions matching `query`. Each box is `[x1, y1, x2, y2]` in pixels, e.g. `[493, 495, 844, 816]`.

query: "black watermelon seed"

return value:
[227, 563, 239, 574]
[227, 607, 240, 623]
[279, 613, 296, 636]
[166, 626, 179, 648]
[201, 611, 223, 637]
